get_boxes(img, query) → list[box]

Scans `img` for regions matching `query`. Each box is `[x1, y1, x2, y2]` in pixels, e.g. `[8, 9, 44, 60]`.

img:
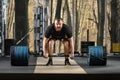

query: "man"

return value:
[43, 17, 74, 66]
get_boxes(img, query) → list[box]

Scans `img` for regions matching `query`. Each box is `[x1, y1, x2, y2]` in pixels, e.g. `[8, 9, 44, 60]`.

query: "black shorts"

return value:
[48, 38, 69, 42]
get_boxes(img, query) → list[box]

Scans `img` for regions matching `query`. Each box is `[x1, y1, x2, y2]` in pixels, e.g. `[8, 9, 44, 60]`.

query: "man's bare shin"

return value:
[48, 40, 54, 59]
[63, 41, 69, 59]
[43, 37, 49, 58]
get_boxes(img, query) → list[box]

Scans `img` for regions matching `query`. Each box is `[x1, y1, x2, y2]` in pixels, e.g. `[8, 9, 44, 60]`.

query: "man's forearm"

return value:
[43, 37, 48, 52]
[69, 37, 74, 54]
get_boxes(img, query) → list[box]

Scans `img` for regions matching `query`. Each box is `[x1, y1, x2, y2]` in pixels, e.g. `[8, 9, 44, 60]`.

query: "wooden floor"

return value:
[34, 57, 86, 74]
[0, 54, 120, 74]
[0, 55, 120, 79]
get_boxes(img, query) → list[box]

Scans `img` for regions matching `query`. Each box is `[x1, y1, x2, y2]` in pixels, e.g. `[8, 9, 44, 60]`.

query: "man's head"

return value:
[54, 17, 63, 31]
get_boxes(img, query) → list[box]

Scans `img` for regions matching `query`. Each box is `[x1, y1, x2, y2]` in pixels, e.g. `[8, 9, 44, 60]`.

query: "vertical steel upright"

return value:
[39, 5, 43, 55]
[0, 0, 7, 56]
[0, 0, 2, 56]
[34, 0, 43, 56]
[103, 0, 107, 47]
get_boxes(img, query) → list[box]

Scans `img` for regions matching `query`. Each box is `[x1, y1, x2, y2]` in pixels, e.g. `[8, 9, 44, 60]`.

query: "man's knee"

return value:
[63, 40, 69, 47]
[48, 39, 55, 48]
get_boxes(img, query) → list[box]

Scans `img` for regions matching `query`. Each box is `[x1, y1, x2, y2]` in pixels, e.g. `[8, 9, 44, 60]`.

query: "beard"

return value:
[56, 27, 62, 31]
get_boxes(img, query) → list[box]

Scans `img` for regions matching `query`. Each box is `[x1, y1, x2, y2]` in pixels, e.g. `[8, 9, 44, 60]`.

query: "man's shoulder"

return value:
[47, 24, 54, 29]
[48, 23, 54, 27]
[63, 23, 68, 27]
[63, 24, 71, 29]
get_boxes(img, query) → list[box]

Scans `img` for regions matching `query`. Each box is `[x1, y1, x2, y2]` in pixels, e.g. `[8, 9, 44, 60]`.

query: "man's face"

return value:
[54, 20, 63, 31]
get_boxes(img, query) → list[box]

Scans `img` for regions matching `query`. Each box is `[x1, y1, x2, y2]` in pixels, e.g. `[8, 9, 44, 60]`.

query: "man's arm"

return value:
[68, 37, 74, 59]
[43, 37, 49, 58]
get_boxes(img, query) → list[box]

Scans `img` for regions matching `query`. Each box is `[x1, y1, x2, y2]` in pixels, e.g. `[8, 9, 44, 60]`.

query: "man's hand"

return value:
[69, 53, 74, 59]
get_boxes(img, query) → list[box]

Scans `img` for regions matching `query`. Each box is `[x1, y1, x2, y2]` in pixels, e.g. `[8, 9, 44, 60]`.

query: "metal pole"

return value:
[16, 28, 34, 45]
[0, 0, 2, 56]
[4, 0, 7, 39]
[43, 0, 47, 36]
[72, 0, 74, 38]
[104, 0, 107, 47]
[2, 0, 5, 56]
[34, 0, 39, 55]
[87, 29, 89, 42]
[72, 0, 75, 45]
[43, 0, 45, 37]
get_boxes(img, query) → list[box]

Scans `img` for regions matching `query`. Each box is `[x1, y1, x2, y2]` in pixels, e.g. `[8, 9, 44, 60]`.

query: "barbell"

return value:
[10, 46, 107, 66]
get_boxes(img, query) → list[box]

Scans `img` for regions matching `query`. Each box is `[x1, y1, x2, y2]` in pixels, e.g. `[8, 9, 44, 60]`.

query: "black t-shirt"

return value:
[45, 23, 73, 40]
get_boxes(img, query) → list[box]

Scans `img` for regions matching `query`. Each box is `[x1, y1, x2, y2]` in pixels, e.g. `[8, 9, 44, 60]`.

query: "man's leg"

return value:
[62, 39, 71, 65]
[46, 39, 55, 66]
